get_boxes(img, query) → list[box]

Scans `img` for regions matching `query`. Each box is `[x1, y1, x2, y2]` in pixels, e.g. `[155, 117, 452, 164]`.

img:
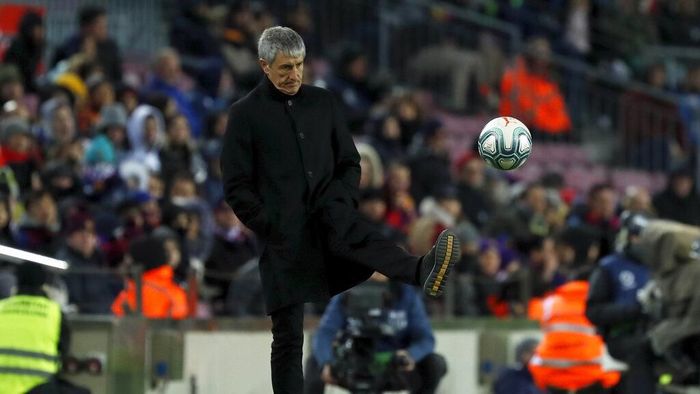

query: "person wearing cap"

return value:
[0, 263, 86, 394]
[57, 211, 121, 314]
[111, 235, 188, 319]
[222, 26, 460, 393]
[493, 338, 543, 394]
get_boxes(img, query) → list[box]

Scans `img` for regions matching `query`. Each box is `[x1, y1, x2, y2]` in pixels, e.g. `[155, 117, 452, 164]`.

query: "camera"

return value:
[330, 281, 409, 394]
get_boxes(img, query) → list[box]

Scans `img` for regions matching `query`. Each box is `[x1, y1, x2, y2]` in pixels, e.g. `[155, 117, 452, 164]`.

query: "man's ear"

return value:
[259, 58, 270, 75]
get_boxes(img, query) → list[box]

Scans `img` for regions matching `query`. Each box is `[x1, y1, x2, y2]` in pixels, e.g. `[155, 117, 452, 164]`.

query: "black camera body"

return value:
[330, 281, 409, 394]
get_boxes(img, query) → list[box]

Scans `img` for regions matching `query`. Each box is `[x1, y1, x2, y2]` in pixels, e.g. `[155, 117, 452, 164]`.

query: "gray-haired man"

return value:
[221, 26, 460, 393]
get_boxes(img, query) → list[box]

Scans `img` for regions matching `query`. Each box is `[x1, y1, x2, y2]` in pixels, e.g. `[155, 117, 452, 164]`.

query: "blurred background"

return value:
[0, 0, 699, 393]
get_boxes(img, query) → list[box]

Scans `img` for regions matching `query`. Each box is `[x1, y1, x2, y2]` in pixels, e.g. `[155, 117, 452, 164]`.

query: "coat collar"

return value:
[260, 76, 305, 102]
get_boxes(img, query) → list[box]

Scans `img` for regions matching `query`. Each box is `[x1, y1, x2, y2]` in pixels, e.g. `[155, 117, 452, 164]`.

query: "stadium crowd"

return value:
[0, 0, 699, 320]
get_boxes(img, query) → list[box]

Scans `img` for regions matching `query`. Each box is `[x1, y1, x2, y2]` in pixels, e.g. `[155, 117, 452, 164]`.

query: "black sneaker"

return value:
[419, 229, 460, 297]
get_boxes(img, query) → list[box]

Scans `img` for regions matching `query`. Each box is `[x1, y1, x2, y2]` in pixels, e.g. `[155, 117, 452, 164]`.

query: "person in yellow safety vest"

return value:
[529, 280, 620, 394]
[0, 263, 89, 394]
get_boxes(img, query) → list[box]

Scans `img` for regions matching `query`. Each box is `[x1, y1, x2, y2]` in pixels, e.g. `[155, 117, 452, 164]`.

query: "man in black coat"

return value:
[221, 27, 460, 393]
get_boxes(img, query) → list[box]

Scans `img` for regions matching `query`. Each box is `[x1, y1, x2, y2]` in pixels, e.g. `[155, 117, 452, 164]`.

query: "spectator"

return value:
[554, 226, 602, 281]
[306, 272, 447, 394]
[456, 152, 495, 229]
[325, 43, 375, 133]
[391, 93, 424, 150]
[2, 11, 44, 93]
[493, 338, 543, 394]
[473, 239, 507, 316]
[111, 235, 189, 319]
[77, 76, 115, 136]
[519, 236, 565, 299]
[0, 117, 41, 192]
[410, 185, 464, 255]
[384, 162, 417, 234]
[169, 0, 225, 97]
[57, 210, 121, 314]
[0, 65, 32, 119]
[146, 48, 202, 137]
[621, 186, 654, 216]
[499, 37, 571, 137]
[487, 183, 550, 240]
[653, 168, 700, 226]
[85, 103, 129, 166]
[658, 0, 700, 46]
[164, 172, 214, 270]
[121, 104, 166, 186]
[567, 183, 620, 255]
[204, 199, 259, 315]
[592, 0, 658, 74]
[13, 190, 60, 254]
[407, 120, 453, 204]
[619, 63, 684, 171]
[368, 115, 406, 164]
[358, 188, 405, 245]
[39, 98, 77, 160]
[159, 114, 207, 185]
[221, 3, 260, 92]
[356, 141, 384, 190]
[678, 65, 700, 154]
[52, 5, 122, 82]
[408, 38, 481, 111]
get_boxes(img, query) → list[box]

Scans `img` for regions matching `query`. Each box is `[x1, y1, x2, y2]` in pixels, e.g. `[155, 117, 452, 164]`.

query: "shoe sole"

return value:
[423, 230, 460, 297]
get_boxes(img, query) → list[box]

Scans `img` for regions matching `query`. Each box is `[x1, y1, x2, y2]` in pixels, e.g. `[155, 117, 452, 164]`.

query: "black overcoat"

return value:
[221, 78, 373, 313]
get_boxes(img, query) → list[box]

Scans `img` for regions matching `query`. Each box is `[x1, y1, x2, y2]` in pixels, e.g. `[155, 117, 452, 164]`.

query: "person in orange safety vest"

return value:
[499, 37, 572, 136]
[529, 280, 620, 393]
[111, 235, 189, 319]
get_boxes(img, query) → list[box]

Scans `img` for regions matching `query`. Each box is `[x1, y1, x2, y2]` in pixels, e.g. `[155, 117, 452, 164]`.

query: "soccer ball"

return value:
[477, 116, 532, 171]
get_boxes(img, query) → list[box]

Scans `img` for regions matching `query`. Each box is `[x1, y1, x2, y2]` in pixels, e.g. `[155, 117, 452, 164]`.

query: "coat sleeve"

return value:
[220, 105, 270, 238]
[328, 95, 361, 207]
[585, 266, 642, 328]
[313, 295, 346, 366]
[405, 288, 436, 362]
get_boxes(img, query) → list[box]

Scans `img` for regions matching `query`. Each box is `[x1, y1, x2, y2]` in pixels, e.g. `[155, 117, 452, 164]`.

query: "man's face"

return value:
[260, 53, 304, 96]
[673, 176, 693, 198]
[591, 188, 617, 219]
[359, 199, 386, 223]
[91, 15, 108, 41]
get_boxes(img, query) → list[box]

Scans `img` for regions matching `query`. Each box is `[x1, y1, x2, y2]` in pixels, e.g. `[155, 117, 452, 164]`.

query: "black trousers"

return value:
[322, 205, 420, 285]
[304, 352, 447, 394]
[607, 335, 656, 394]
[270, 208, 424, 393]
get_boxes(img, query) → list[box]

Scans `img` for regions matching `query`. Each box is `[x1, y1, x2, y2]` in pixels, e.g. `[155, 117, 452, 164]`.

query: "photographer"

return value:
[585, 212, 654, 394]
[305, 272, 447, 394]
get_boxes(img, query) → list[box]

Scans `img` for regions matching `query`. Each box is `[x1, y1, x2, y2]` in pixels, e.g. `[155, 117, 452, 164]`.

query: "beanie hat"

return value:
[128, 235, 168, 271]
[15, 262, 48, 289]
[0, 116, 32, 142]
[96, 104, 128, 132]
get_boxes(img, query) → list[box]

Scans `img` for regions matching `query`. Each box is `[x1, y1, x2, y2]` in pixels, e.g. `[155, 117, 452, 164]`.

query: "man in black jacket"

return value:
[221, 26, 460, 393]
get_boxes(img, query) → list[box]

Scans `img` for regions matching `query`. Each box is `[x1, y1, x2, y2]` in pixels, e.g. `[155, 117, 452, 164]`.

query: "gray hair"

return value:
[258, 26, 306, 64]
